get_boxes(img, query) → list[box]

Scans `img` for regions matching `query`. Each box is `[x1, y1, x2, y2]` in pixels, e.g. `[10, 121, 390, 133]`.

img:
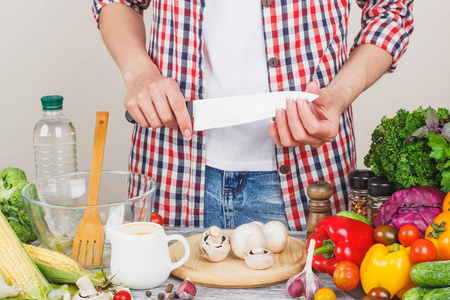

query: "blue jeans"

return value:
[204, 166, 288, 229]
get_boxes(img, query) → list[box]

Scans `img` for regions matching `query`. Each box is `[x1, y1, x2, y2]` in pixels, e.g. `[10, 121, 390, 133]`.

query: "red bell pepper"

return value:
[306, 216, 374, 273]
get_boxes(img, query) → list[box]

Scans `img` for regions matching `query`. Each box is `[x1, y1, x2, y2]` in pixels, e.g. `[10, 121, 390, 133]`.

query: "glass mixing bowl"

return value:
[22, 171, 156, 268]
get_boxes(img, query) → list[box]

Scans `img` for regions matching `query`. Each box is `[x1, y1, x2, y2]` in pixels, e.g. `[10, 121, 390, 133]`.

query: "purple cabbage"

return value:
[374, 186, 445, 237]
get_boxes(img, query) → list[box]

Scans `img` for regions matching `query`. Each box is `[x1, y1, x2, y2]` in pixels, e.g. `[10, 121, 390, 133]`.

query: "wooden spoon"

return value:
[72, 112, 108, 267]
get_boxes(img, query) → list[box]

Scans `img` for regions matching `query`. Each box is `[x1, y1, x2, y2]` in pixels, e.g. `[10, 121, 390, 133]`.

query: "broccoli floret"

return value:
[0, 167, 38, 244]
[0, 167, 27, 188]
[9, 221, 37, 244]
[7, 189, 26, 212]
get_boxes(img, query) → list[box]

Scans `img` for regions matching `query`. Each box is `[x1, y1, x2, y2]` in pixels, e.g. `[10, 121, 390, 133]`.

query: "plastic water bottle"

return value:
[33, 95, 78, 180]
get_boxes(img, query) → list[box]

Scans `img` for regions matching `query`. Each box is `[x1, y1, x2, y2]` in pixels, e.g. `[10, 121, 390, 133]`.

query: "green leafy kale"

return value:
[0, 167, 37, 243]
[428, 133, 450, 193]
[364, 107, 450, 191]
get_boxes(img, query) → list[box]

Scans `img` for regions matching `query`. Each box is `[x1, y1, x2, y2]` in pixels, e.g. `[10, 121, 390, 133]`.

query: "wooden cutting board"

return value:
[169, 233, 306, 288]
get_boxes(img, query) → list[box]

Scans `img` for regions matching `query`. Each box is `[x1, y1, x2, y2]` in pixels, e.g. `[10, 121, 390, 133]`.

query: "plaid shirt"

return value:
[93, 0, 414, 230]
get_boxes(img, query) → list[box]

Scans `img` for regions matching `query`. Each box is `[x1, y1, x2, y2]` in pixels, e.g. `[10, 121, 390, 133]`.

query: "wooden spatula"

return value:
[72, 111, 109, 267]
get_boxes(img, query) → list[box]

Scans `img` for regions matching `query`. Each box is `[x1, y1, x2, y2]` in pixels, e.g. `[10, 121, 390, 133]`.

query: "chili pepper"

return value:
[306, 216, 374, 273]
[425, 211, 450, 261]
[360, 243, 413, 297]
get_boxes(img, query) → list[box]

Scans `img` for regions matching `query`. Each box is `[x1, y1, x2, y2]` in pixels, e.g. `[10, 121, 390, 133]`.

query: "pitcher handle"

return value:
[167, 234, 190, 271]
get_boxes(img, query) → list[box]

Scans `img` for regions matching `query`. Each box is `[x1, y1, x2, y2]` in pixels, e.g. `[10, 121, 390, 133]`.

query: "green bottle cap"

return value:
[41, 95, 64, 111]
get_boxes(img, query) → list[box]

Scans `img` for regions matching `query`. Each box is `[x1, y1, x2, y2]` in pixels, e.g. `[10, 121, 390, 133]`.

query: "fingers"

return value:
[305, 80, 320, 95]
[270, 99, 325, 148]
[124, 77, 192, 139]
[269, 121, 281, 147]
[298, 99, 338, 143]
[165, 84, 193, 139]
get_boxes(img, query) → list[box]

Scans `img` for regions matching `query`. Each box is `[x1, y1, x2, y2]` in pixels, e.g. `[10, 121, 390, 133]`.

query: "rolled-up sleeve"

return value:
[92, 0, 151, 24]
[352, 0, 414, 72]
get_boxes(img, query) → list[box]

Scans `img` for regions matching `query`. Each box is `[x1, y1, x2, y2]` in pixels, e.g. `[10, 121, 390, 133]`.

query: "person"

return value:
[92, 0, 414, 230]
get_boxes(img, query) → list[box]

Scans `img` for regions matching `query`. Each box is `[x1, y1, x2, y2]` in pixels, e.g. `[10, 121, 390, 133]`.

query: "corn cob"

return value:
[23, 243, 82, 273]
[0, 211, 51, 298]
[23, 243, 104, 286]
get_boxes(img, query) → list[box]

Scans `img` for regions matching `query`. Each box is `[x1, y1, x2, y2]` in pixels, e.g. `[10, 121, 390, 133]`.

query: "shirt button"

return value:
[262, 0, 273, 7]
[268, 57, 279, 68]
[279, 165, 290, 174]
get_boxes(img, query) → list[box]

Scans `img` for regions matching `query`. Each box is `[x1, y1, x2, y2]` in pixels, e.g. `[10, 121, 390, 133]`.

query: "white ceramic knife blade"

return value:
[188, 91, 319, 131]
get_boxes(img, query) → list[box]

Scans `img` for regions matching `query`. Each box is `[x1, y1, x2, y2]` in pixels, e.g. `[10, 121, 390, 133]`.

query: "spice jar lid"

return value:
[349, 169, 376, 189]
[368, 177, 395, 197]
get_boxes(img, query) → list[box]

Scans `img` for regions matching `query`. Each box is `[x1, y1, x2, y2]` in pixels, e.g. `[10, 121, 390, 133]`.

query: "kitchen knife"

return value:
[125, 91, 318, 131]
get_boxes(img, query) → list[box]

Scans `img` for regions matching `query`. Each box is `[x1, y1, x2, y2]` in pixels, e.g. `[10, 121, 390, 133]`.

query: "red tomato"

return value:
[150, 212, 164, 226]
[333, 261, 360, 291]
[410, 238, 438, 264]
[398, 224, 421, 247]
[113, 290, 132, 300]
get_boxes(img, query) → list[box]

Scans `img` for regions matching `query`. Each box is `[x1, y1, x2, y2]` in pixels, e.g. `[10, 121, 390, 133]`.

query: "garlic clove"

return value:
[286, 273, 304, 298]
[176, 277, 197, 300]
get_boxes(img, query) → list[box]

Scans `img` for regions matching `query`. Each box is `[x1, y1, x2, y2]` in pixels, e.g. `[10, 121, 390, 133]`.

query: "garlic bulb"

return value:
[286, 239, 323, 299]
[0, 273, 21, 298]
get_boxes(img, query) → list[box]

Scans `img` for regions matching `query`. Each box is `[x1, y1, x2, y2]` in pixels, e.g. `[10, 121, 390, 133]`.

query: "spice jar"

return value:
[367, 177, 395, 223]
[348, 169, 375, 218]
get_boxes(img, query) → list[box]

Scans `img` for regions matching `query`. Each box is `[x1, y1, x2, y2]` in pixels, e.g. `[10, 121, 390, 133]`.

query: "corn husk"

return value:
[0, 273, 21, 298]
[0, 211, 52, 299]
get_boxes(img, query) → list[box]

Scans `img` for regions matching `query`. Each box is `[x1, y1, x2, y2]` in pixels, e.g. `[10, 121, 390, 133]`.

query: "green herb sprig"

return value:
[364, 107, 449, 191]
[428, 133, 450, 193]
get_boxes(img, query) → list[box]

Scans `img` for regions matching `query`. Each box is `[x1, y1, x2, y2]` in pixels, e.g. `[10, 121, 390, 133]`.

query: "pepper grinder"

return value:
[306, 181, 333, 237]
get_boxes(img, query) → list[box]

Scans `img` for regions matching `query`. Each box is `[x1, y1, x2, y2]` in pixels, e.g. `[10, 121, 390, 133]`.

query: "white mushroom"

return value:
[73, 276, 109, 300]
[199, 226, 231, 262]
[263, 221, 289, 253]
[244, 233, 274, 270]
[251, 221, 264, 227]
[230, 223, 267, 259]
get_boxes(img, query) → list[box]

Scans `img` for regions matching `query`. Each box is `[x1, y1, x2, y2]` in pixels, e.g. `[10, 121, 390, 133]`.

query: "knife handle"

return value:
[125, 102, 193, 124]
[125, 111, 136, 124]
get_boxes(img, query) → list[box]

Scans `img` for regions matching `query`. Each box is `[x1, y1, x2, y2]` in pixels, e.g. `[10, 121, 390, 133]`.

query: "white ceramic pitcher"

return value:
[107, 222, 190, 289]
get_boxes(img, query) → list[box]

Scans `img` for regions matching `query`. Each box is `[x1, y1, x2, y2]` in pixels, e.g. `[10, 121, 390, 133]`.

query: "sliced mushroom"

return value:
[244, 233, 274, 270]
[199, 226, 231, 262]
[263, 221, 289, 253]
[73, 276, 109, 300]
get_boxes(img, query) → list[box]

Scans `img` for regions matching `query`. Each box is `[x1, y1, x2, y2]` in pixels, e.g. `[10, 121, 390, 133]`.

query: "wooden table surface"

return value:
[130, 227, 358, 300]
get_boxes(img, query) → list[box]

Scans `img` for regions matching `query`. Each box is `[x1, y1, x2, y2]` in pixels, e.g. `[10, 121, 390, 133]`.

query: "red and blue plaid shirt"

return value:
[93, 0, 414, 230]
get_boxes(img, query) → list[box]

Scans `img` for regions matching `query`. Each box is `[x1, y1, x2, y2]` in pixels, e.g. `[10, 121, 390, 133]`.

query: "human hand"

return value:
[269, 81, 347, 148]
[124, 71, 193, 139]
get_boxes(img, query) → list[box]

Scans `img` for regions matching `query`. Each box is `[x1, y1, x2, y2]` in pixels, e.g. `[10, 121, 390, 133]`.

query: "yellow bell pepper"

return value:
[395, 247, 417, 299]
[360, 243, 413, 298]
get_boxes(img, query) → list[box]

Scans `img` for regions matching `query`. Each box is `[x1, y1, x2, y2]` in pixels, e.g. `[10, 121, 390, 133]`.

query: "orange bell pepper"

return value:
[443, 192, 450, 211]
[425, 211, 450, 261]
